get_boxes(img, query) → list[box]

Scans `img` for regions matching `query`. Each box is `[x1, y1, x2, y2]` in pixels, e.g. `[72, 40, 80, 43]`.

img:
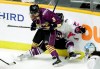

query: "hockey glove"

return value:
[49, 23, 57, 32]
[30, 21, 36, 31]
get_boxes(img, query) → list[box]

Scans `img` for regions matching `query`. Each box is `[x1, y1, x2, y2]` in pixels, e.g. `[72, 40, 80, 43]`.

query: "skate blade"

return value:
[53, 62, 63, 67]
[69, 55, 81, 60]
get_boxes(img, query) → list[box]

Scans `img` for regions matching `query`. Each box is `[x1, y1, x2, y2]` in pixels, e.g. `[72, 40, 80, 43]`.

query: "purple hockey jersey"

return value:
[34, 8, 62, 26]
[33, 8, 62, 46]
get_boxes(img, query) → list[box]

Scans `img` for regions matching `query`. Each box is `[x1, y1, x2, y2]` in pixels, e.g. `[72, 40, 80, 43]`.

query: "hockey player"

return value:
[29, 18, 85, 61]
[33, 19, 86, 60]
[84, 42, 100, 69]
[18, 4, 62, 65]
[54, 19, 86, 60]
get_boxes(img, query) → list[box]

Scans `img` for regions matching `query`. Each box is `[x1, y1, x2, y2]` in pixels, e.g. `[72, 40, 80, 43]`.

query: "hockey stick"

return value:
[53, 0, 59, 12]
[0, 59, 10, 65]
[0, 58, 16, 65]
[8, 25, 30, 28]
[7, 25, 48, 30]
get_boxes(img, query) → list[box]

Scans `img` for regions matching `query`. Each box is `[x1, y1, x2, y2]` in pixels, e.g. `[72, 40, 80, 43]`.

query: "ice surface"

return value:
[0, 48, 88, 69]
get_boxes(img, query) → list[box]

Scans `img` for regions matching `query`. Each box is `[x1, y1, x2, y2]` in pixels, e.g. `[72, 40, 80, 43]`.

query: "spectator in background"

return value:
[80, 3, 90, 9]
[96, 4, 100, 10]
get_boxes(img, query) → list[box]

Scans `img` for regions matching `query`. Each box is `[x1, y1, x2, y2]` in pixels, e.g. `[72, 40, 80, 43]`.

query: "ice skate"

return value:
[52, 56, 56, 59]
[69, 53, 81, 60]
[52, 59, 62, 66]
[17, 51, 33, 61]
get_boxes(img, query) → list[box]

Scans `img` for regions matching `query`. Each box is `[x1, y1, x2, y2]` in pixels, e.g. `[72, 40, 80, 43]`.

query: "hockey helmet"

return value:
[30, 5, 39, 14]
[75, 26, 86, 34]
[56, 13, 64, 22]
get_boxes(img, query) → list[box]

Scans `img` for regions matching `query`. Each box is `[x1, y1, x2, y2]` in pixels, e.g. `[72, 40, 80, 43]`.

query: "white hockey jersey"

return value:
[57, 19, 81, 41]
[57, 19, 83, 50]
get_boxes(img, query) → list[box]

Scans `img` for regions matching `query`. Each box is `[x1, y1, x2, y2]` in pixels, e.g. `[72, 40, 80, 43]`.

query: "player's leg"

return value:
[54, 38, 66, 49]
[43, 30, 57, 59]
[65, 40, 81, 60]
[52, 38, 66, 60]
[46, 45, 61, 65]
[45, 30, 61, 65]
[18, 42, 46, 60]
[87, 56, 98, 69]
[18, 29, 45, 60]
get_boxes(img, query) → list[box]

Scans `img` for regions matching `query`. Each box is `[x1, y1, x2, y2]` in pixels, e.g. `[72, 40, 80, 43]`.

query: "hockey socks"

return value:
[18, 47, 44, 61]
[30, 47, 44, 56]
[46, 45, 61, 65]
[46, 45, 59, 59]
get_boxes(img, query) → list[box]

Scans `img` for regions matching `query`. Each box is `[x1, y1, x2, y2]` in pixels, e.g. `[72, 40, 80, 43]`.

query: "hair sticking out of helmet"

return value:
[84, 42, 96, 56]
[30, 4, 39, 14]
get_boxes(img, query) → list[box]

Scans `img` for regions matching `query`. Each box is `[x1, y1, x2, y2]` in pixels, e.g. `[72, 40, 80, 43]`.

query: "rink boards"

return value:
[0, 1, 100, 58]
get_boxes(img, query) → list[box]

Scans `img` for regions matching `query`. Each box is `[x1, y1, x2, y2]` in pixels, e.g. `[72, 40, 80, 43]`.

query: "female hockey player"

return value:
[18, 4, 62, 65]
[84, 42, 100, 69]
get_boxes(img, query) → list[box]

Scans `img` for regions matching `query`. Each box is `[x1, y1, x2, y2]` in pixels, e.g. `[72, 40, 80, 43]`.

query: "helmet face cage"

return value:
[30, 5, 39, 15]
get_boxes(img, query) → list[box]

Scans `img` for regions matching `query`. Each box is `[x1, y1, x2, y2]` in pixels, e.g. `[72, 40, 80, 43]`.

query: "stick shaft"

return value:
[8, 25, 30, 28]
[0, 59, 9, 65]
[53, 0, 59, 12]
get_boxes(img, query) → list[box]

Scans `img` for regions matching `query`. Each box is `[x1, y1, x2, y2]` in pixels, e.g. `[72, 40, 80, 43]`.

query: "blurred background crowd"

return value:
[1, 0, 100, 12]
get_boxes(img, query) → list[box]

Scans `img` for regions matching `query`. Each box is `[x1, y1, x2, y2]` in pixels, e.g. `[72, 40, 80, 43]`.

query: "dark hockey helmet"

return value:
[75, 26, 86, 34]
[30, 5, 39, 14]
[56, 13, 64, 22]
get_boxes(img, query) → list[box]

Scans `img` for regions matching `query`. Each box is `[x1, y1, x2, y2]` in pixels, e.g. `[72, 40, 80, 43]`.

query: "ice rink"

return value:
[0, 48, 89, 69]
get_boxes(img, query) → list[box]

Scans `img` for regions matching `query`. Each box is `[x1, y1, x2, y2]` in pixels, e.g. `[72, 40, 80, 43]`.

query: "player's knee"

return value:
[66, 41, 74, 48]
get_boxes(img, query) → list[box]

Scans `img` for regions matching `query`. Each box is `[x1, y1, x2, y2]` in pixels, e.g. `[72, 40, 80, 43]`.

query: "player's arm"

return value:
[43, 10, 62, 30]
[73, 34, 80, 41]
[67, 32, 79, 41]
[30, 20, 37, 31]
